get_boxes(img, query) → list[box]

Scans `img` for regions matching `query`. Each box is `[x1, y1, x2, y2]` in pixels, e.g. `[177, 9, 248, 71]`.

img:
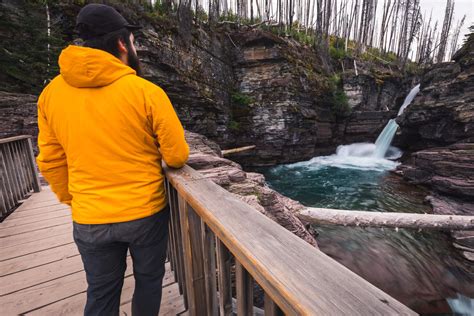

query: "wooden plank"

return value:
[201, 222, 218, 316]
[1, 208, 70, 228]
[1, 256, 133, 315]
[0, 215, 71, 238]
[13, 199, 63, 213]
[24, 262, 175, 316]
[7, 204, 69, 219]
[0, 270, 86, 315]
[264, 293, 284, 316]
[236, 261, 253, 316]
[178, 196, 207, 316]
[0, 223, 72, 250]
[165, 165, 416, 315]
[0, 254, 84, 296]
[0, 232, 73, 261]
[216, 239, 232, 316]
[0, 242, 78, 276]
[25, 276, 133, 316]
[14, 188, 55, 206]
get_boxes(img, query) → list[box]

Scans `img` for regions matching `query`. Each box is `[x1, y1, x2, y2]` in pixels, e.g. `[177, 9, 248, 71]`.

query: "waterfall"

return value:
[374, 119, 399, 158]
[397, 84, 420, 116]
[293, 84, 421, 172]
[372, 84, 421, 158]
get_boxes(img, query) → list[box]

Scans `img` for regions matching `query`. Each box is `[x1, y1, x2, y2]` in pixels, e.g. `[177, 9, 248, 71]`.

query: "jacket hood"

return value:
[59, 45, 136, 88]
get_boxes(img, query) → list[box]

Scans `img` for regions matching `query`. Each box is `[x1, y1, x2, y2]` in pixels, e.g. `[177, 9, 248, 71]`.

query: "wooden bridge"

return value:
[0, 136, 417, 315]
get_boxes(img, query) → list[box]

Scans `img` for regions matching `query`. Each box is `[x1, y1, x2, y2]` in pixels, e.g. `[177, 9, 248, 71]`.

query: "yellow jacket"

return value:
[37, 45, 189, 224]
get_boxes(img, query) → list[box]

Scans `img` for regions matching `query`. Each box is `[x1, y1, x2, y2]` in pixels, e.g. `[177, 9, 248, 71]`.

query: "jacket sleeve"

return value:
[148, 86, 189, 168]
[36, 92, 72, 205]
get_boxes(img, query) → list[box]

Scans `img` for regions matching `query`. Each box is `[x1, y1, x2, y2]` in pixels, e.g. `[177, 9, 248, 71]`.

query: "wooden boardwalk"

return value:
[0, 187, 186, 316]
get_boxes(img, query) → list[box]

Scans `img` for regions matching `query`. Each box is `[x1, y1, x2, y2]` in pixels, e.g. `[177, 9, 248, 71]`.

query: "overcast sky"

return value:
[419, 0, 473, 39]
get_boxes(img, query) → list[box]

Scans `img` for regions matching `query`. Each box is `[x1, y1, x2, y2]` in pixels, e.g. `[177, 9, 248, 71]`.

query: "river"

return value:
[261, 157, 474, 315]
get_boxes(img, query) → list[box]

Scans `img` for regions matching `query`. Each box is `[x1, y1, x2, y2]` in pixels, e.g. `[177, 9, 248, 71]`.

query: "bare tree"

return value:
[437, 0, 455, 62]
[449, 15, 466, 59]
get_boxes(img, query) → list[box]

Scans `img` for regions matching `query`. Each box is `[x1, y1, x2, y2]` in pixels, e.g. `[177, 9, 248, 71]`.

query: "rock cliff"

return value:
[397, 32, 474, 205]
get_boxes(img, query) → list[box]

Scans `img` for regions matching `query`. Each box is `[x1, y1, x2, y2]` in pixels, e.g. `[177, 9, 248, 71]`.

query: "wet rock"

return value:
[401, 144, 474, 199]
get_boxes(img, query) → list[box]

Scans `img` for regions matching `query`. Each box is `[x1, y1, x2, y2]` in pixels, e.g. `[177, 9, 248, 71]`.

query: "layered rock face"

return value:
[226, 31, 336, 166]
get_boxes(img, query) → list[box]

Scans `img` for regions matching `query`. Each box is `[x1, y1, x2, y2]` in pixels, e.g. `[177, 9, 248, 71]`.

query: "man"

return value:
[36, 4, 189, 316]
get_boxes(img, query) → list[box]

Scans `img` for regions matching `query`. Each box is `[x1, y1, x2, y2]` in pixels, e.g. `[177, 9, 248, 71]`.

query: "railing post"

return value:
[19, 140, 34, 193]
[1, 144, 22, 202]
[178, 195, 208, 316]
[167, 182, 187, 308]
[165, 181, 178, 278]
[201, 222, 218, 316]
[26, 138, 41, 192]
[0, 150, 14, 216]
[236, 261, 253, 316]
[264, 293, 285, 316]
[216, 239, 233, 316]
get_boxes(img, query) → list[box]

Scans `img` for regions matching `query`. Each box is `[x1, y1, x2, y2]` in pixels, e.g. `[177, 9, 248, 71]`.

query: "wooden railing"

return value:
[0, 136, 41, 220]
[165, 165, 417, 316]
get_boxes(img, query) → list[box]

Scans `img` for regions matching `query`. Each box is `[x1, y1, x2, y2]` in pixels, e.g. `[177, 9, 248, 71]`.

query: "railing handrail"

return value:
[0, 135, 32, 145]
[165, 165, 416, 315]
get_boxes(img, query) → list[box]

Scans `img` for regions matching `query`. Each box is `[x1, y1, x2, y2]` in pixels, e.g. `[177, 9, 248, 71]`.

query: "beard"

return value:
[127, 46, 142, 77]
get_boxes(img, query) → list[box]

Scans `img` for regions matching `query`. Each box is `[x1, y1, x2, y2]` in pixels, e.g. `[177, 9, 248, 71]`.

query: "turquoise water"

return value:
[261, 162, 474, 315]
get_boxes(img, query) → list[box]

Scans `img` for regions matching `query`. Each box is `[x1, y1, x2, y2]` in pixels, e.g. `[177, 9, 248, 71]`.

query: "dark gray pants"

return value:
[73, 206, 170, 316]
